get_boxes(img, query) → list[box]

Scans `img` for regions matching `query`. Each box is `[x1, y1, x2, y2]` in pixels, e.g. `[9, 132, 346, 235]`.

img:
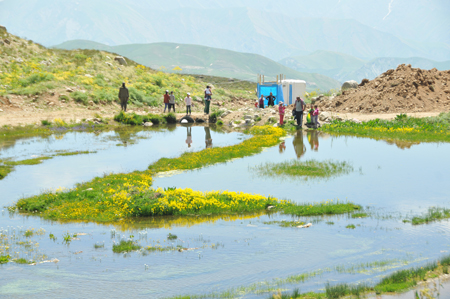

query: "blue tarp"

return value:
[257, 83, 284, 106]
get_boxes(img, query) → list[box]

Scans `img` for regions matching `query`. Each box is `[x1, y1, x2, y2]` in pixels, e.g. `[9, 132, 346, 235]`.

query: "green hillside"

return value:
[0, 28, 257, 109]
[54, 40, 342, 92]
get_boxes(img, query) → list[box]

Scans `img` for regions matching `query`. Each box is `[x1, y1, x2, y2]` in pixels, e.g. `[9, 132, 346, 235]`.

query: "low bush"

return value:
[71, 91, 89, 105]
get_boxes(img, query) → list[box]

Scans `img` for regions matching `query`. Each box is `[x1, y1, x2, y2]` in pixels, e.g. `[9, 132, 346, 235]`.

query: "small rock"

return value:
[85, 188, 93, 191]
[341, 80, 358, 91]
[0, 109, 3, 112]
[3, 38, 10, 45]
[88, 100, 95, 106]
[16, 58, 23, 63]
[66, 88, 74, 93]
[106, 62, 113, 67]
[180, 119, 188, 124]
[85, 74, 93, 78]
[244, 115, 252, 120]
[114, 56, 127, 66]
[143, 122, 153, 127]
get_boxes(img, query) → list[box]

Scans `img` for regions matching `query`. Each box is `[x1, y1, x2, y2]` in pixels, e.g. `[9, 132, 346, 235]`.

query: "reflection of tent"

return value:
[257, 75, 306, 105]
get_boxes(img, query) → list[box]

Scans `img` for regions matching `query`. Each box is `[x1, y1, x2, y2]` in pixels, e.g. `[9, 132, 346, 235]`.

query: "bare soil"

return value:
[317, 64, 450, 114]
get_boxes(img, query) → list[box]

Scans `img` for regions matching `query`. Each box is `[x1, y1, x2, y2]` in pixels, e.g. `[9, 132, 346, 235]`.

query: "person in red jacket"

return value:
[163, 90, 170, 113]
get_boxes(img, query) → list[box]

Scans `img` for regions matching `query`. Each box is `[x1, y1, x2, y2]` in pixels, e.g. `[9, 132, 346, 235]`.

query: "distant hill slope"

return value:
[55, 40, 341, 92]
[279, 51, 367, 82]
[280, 51, 450, 83]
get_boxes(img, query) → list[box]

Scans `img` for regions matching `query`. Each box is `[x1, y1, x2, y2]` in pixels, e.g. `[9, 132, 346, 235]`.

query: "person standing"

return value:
[313, 105, 320, 128]
[169, 91, 176, 113]
[266, 92, 276, 107]
[278, 101, 285, 125]
[163, 90, 170, 113]
[259, 95, 265, 109]
[185, 92, 193, 115]
[118, 82, 129, 112]
[204, 85, 212, 115]
[294, 96, 306, 128]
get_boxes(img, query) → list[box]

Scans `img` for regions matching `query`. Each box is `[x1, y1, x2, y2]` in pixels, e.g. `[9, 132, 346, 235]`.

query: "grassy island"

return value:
[14, 126, 361, 222]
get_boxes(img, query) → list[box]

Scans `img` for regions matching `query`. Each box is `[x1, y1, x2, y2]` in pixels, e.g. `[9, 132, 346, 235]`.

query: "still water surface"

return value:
[0, 126, 449, 298]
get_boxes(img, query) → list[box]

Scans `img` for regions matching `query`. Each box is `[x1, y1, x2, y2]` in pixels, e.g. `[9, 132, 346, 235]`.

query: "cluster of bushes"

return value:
[114, 111, 177, 126]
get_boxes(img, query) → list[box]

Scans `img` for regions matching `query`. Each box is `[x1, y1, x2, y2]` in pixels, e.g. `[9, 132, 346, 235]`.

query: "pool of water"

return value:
[1, 127, 449, 298]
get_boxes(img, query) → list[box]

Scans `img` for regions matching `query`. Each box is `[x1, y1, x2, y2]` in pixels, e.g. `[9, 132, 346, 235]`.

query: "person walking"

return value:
[278, 101, 285, 125]
[118, 82, 129, 112]
[266, 92, 276, 107]
[163, 90, 170, 113]
[259, 95, 265, 109]
[204, 85, 212, 115]
[169, 91, 176, 113]
[294, 96, 306, 128]
[185, 92, 193, 115]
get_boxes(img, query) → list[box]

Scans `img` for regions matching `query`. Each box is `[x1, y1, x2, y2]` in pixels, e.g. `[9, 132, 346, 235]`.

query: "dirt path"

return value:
[0, 99, 444, 127]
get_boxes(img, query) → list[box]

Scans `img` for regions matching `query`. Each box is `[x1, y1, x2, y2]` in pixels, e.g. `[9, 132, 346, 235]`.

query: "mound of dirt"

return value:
[318, 64, 450, 114]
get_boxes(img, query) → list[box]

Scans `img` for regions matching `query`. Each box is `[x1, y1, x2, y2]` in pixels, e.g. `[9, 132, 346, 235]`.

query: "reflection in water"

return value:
[307, 130, 319, 152]
[292, 130, 306, 159]
[186, 126, 192, 148]
[18, 211, 268, 232]
[205, 126, 213, 149]
[279, 141, 286, 154]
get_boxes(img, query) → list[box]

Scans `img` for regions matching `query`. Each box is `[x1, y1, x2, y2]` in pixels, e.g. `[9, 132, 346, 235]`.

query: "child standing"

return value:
[278, 101, 285, 125]
[259, 95, 265, 109]
[313, 105, 320, 128]
[185, 92, 192, 115]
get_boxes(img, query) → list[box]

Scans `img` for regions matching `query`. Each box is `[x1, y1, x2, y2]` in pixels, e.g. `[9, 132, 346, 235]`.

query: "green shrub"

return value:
[163, 113, 177, 124]
[114, 111, 144, 126]
[41, 120, 51, 126]
[59, 95, 69, 101]
[19, 73, 54, 87]
[71, 91, 89, 105]
[148, 114, 163, 125]
[216, 119, 224, 125]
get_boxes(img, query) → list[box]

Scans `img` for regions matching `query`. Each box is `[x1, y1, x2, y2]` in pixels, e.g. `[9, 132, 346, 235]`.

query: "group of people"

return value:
[165, 85, 213, 116]
[257, 93, 320, 129]
[118, 83, 213, 116]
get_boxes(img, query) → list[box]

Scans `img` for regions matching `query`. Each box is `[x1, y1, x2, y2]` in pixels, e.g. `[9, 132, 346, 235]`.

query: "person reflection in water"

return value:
[204, 126, 213, 149]
[279, 141, 286, 154]
[186, 126, 192, 148]
[307, 130, 319, 152]
[292, 130, 306, 159]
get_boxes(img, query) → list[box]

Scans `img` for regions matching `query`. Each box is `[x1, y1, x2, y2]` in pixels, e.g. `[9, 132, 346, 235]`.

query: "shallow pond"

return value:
[1, 126, 450, 298]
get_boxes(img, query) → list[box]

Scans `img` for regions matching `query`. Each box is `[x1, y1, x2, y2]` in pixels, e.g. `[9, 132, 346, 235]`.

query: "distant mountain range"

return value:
[1, 0, 449, 61]
[280, 51, 450, 82]
[54, 40, 341, 92]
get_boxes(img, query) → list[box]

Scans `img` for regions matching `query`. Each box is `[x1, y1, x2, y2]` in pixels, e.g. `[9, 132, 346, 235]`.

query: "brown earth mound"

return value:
[317, 64, 450, 114]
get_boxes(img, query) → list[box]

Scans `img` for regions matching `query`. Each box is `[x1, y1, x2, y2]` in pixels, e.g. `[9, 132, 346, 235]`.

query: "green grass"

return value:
[410, 207, 450, 225]
[250, 160, 353, 180]
[114, 111, 164, 126]
[0, 255, 11, 264]
[23, 229, 34, 237]
[4, 156, 52, 166]
[346, 224, 356, 229]
[14, 258, 33, 264]
[167, 233, 178, 240]
[0, 165, 13, 180]
[94, 243, 105, 249]
[263, 220, 305, 227]
[54, 151, 96, 156]
[321, 113, 450, 143]
[112, 240, 141, 253]
[351, 213, 368, 218]
[282, 201, 361, 217]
